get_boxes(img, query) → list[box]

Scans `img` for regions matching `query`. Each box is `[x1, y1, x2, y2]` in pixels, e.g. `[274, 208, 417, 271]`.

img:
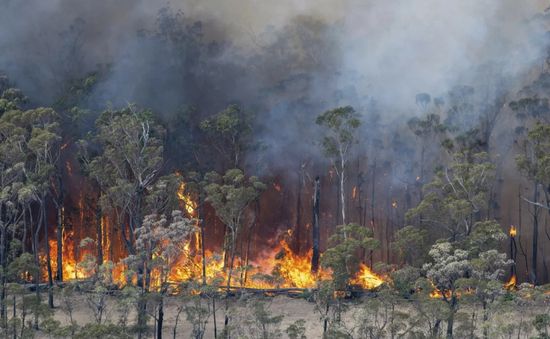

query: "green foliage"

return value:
[390, 266, 421, 298]
[200, 104, 255, 169]
[203, 169, 265, 228]
[533, 314, 550, 339]
[516, 122, 550, 187]
[285, 319, 307, 339]
[238, 299, 284, 339]
[392, 226, 428, 267]
[464, 220, 506, 255]
[316, 106, 361, 159]
[423, 242, 471, 295]
[406, 151, 495, 241]
[321, 223, 379, 290]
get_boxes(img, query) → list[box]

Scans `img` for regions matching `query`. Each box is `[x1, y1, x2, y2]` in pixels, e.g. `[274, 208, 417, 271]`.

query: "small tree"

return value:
[127, 210, 195, 339]
[316, 106, 361, 228]
[321, 223, 379, 290]
[423, 242, 471, 339]
[203, 168, 264, 336]
[203, 169, 265, 291]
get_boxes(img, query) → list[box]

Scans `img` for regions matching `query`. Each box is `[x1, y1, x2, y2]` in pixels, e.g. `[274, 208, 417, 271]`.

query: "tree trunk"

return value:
[56, 204, 63, 281]
[96, 202, 103, 265]
[446, 296, 457, 339]
[518, 185, 529, 279]
[293, 169, 303, 254]
[199, 196, 206, 286]
[311, 176, 320, 273]
[531, 182, 540, 285]
[42, 199, 54, 308]
[224, 226, 237, 336]
[157, 296, 164, 339]
[212, 297, 218, 339]
[55, 174, 64, 282]
[0, 203, 6, 326]
[340, 155, 346, 227]
[31, 204, 40, 330]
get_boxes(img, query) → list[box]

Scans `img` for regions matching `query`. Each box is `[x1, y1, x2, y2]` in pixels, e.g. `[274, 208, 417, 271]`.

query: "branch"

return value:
[521, 196, 550, 211]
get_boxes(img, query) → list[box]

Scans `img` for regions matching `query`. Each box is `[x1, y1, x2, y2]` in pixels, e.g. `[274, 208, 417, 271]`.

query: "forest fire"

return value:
[41, 178, 385, 292]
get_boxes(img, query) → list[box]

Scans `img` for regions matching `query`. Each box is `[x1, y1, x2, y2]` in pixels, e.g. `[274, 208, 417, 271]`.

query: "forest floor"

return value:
[21, 289, 549, 338]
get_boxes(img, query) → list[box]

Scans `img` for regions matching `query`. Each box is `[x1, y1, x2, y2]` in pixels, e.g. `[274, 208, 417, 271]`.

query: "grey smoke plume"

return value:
[0, 0, 548, 167]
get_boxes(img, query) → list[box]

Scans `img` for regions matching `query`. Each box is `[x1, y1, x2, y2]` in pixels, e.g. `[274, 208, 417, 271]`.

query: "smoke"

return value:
[0, 0, 548, 168]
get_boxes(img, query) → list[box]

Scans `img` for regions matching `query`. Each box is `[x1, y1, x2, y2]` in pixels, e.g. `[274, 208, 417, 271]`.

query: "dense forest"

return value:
[2, 0, 550, 338]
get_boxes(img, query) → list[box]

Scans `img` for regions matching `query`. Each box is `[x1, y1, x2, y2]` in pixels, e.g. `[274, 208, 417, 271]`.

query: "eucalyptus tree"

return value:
[0, 108, 27, 325]
[127, 210, 195, 339]
[423, 242, 471, 339]
[514, 122, 550, 284]
[203, 168, 265, 336]
[1, 106, 62, 309]
[316, 106, 361, 228]
[86, 106, 164, 256]
[406, 151, 495, 243]
[199, 104, 255, 170]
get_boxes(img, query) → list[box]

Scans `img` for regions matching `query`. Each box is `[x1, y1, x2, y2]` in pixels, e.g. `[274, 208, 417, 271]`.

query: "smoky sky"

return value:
[0, 0, 549, 171]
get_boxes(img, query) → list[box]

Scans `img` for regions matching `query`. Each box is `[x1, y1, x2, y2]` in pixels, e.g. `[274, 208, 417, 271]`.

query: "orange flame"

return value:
[351, 264, 384, 289]
[44, 175, 385, 292]
[509, 225, 517, 238]
[504, 274, 517, 290]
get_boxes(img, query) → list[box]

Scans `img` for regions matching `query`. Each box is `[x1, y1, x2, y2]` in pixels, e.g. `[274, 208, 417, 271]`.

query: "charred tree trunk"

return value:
[311, 176, 320, 273]
[293, 168, 304, 254]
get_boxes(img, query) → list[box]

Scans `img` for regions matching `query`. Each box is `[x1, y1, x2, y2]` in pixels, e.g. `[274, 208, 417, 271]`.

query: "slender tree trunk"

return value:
[0, 203, 6, 326]
[56, 203, 63, 281]
[55, 175, 64, 282]
[293, 169, 303, 254]
[446, 296, 457, 339]
[157, 295, 164, 339]
[96, 203, 103, 265]
[31, 204, 40, 330]
[518, 185, 529, 279]
[531, 182, 540, 285]
[340, 154, 346, 227]
[42, 199, 54, 308]
[12, 295, 15, 339]
[212, 297, 218, 339]
[199, 196, 206, 286]
[224, 226, 237, 336]
[311, 176, 320, 273]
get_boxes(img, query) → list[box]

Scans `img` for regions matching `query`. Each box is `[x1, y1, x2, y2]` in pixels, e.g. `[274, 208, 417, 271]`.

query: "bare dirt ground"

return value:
[23, 290, 547, 338]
